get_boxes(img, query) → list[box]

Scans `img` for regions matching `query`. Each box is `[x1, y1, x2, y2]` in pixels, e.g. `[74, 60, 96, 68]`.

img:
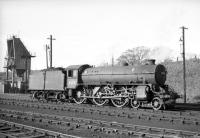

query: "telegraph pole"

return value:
[46, 44, 49, 69]
[180, 26, 188, 103]
[47, 35, 56, 68]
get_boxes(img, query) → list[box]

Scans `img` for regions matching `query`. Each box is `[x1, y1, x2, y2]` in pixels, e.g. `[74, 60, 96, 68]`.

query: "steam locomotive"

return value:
[29, 59, 178, 110]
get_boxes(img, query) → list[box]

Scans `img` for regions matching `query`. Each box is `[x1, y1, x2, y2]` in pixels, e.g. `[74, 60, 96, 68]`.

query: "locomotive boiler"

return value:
[82, 61, 166, 86]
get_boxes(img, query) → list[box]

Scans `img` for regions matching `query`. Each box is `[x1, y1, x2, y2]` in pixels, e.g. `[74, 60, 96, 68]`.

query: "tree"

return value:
[117, 46, 150, 65]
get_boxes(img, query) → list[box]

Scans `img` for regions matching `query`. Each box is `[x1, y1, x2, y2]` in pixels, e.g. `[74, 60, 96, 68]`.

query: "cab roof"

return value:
[66, 64, 91, 70]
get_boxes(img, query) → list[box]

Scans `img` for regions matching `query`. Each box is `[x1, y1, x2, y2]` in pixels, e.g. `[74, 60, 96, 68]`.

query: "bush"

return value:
[193, 95, 200, 103]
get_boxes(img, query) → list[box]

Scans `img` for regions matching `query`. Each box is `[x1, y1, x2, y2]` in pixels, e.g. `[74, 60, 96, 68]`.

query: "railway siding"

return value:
[0, 94, 200, 137]
[1, 99, 200, 127]
[0, 94, 32, 100]
[0, 108, 199, 138]
[0, 119, 80, 138]
[1, 93, 200, 117]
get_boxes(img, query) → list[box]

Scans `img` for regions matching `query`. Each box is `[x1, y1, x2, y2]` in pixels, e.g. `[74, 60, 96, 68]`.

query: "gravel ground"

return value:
[0, 101, 199, 133]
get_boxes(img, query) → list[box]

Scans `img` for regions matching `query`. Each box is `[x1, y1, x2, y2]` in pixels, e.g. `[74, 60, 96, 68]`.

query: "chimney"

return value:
[145, 59, 156, 65]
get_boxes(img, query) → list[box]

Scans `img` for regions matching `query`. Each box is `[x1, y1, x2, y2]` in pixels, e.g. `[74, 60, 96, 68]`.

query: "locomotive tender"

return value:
[29, 59, 177, 110]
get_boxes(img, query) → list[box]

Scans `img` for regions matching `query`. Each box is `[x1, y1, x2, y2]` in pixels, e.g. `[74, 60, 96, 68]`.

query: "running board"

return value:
[81, 96, 129, 99]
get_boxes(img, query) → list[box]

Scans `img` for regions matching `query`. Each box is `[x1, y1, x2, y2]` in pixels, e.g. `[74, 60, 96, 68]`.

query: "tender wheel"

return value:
[130, 99, 140, 109]
[56, 92, 66, 102]
[93, 91, 108, 106]
[33, 91, 43, 100]
[111, 97, 128, 108]
[151, 97, 163, 110]
[73, 90, 86, 104]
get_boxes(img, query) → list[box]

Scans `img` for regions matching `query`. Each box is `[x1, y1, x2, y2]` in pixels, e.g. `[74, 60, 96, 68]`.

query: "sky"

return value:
[0, 0, 200, 71]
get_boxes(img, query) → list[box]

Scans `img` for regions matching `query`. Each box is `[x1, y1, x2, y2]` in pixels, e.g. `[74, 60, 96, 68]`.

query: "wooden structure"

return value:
[4, 36, 34, 93]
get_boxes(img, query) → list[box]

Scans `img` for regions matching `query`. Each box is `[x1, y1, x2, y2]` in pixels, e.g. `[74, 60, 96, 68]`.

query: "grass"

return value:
[163, 59, 200, 103]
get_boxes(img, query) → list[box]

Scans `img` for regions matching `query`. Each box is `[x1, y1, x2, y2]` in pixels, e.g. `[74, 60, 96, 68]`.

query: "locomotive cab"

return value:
[66, 64, 91, 103]
[66, 64, 91, 89]
[67, 69, 78, 89]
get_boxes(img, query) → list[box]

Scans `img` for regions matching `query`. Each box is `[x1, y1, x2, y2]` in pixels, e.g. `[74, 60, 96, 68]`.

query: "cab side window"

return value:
[68, 70, 78, 78]
[68, 70, 73, 77]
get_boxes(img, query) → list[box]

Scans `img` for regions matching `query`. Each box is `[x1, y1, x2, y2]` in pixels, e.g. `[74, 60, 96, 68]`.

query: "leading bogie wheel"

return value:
[130, 99, 140, 109]
[151, 97, 163, 110]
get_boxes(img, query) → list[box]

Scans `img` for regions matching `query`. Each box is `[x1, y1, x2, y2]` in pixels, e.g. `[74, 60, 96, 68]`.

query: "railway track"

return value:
[0, 119, 80, 138]
[0, 108, 199, 138]
[0, 94, 200, 137]
[0, 98, 200, 128]
[1, 93, 200, 114]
